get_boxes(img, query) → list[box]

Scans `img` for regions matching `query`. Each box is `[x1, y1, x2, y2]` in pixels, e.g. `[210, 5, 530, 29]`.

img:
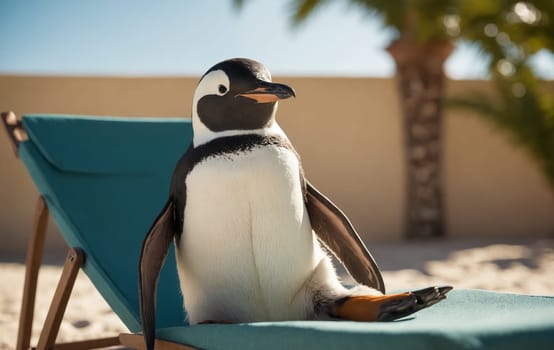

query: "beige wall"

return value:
[0, 75, 553, 259]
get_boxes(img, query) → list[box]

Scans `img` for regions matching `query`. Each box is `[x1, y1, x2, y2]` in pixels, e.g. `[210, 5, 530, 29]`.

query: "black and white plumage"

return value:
[139, 58, 451, 350]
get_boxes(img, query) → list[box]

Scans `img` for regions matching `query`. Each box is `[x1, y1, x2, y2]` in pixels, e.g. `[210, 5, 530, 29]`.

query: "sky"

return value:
[0, 0, 552, 79]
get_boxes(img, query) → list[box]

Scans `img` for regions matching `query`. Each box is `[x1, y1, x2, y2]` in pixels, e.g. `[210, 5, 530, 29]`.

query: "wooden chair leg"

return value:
[17, 196, 49, 350]
[36, 248, 84, 350]
[48, 336, 121, 350]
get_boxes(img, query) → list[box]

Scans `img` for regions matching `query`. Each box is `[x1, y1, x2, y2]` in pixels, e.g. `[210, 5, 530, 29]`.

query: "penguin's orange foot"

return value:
[333, 286, 452, 322]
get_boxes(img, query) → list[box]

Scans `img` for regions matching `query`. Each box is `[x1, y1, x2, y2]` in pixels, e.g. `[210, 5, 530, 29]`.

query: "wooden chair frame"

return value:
[3, 111, 196, 350]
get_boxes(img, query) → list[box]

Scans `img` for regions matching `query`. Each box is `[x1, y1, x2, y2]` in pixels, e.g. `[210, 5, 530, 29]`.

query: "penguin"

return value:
[139, 58, 452, 350]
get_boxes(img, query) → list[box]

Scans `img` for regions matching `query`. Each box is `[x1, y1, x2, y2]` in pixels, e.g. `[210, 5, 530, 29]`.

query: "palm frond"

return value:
[288, 0, 331, 26]
[231, 0, 246, 12]
[448, 72, 554, 189]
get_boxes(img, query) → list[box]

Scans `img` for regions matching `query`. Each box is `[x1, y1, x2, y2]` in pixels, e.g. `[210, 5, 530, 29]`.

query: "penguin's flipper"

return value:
[305, 182, 385, 293]
[333, 286, 453, 322]
[139, 199, 178, 350]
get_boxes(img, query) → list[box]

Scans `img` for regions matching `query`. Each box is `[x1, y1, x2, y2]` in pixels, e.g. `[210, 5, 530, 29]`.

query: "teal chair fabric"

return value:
[19, 114, 192, 333]
[17, 114, 554, 350]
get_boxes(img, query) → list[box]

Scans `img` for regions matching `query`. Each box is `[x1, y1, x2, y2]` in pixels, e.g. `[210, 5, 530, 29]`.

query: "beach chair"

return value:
[3, 111, 554, 350]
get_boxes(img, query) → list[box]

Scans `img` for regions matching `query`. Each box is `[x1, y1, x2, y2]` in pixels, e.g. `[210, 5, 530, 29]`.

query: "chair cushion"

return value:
[19, 114, 193, 332]
[156, 289, 554, 350]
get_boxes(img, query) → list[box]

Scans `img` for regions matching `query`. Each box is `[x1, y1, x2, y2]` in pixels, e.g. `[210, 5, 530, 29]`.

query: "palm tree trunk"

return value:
[387, 38, 453, 238]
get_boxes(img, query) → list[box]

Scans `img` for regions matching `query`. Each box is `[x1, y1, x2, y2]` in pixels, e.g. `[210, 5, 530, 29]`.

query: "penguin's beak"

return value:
[237, 80, 296, 104]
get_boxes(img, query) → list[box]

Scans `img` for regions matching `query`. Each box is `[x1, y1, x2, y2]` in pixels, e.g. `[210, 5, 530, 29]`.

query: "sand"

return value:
[1, 238, 553, 349]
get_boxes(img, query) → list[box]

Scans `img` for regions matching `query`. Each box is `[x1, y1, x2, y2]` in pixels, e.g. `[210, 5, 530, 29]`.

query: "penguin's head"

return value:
[192, 58, 295, 146]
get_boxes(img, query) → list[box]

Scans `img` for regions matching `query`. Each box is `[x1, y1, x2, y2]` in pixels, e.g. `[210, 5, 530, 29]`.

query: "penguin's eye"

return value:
[218, 84, 228, 94]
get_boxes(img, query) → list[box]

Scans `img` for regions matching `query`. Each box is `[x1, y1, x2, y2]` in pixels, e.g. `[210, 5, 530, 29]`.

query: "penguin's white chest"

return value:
[176, 145, 321, 323]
